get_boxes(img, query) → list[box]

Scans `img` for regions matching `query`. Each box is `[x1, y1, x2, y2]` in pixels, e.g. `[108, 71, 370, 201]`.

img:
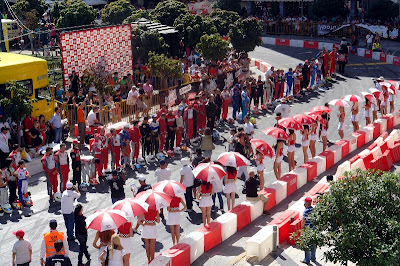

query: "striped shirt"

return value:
[303, 206, 314, 228]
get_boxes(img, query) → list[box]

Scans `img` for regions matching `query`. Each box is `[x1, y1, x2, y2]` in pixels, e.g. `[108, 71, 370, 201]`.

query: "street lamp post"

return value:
[300, 0, 304, 18]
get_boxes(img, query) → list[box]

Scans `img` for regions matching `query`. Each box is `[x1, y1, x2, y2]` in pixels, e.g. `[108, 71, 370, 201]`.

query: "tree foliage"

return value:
[101, 0, 135, 25]
[147, 52, 182, 89]
[173, 14, 216, 48]
[229, 18, 262, 53]
[310, 0, 345, 19]
[123, 9, 155, 24]
[213, 0, 241, 13]
[151, 0, 189, 26]
[51, 0, 96, 28]
[196, 34, 229, 62]
[208, 9, 240, 37]
[368, 0, 399, 21]
[131, 26, 169, 63]
[13, 0, 48, 30]
[296, 170, 400, 265]
[0, 81, 33, 122]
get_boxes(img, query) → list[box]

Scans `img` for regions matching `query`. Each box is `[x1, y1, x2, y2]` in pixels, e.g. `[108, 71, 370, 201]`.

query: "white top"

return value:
[244, 122, 254, 136]
[12, 239, 32, 264]
[57, 151, 68, 165]
[155, 168, 171, 182]
[366, 34, 373, 44]
[0, 132, 9, 153]
[187, 108, 193, 119]
[127, 89, 139, 105]
[211, 177, 224, 193]
[180, 165, 194, 187]
[175, 116, 184, 128]
[102, 249, 127, 266]
[87, 110, 97, 126]
[61, 190, 80, 214]
[16, 167, 29, 180]
[265, 69, 273, 79]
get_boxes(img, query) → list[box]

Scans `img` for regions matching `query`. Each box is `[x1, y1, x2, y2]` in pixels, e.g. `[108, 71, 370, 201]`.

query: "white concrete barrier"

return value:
[245, 225, 277, 261]
[357, 48, 366, 57]
[335, 161, 350, 178]
[371, 146, 383, 159]
[386, 135, 394, 148]
[372, 52, 381, 61]
[359, 149, 370, 157]
[374, 136, 384, 145]
[390, 129, 399, 140]
[262, 37, 276, 45]
[215, 213, 237, 241]
[327, 144, 342, 164]
[344, 135, 357, 153]
[386, 54, 395, 64]
[360, 127, 373, 143]
[268, 181, 287, 204]
[149, 255, 171, 266]
[376, 118, 387, 134]
[241, 200, 264, 222]
[291, 167, 307, 189]
[350, 158, 366, 171]
[318, 42, 333, 50]
[180, 231, 205, 263]
[290, 39, 304, 48]
[308, 156, 326, 176]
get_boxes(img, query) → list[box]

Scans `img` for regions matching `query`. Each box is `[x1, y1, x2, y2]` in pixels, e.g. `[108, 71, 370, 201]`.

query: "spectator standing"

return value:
[166, 110, 176, 150]
[200, 128, 215, 159]
[69, 71, 80, 96]
[350, 35, 358, 55]
[49, 107, 62, 143]
[61, 182, 81, 241]
[76, 101, 86, 148]
[366, 32, 373, 50]
[127, 86, 139, 120]
[70, 141, 82, 188]
[129, 121, 141, 164]
[74, 204, 90, 266]
[40, 219, 69, 266]
[87, 106, 103, 127]
[139, 117, 151, 158]
[301, 197, 316, 264]
[205, 95, 217, 130]
[45, 240, 72, 266]
[15, 161, 30, 205]
[56, 144, 70, 191]
[108, 170, 125, 204]
[5, 158, 17, 204]
[12, 230, 32, 266]
[0, 127, 10, 168]
[23, 114, 35, 147]
[175, 110, 184, 148]
[180, 158, 194, 212]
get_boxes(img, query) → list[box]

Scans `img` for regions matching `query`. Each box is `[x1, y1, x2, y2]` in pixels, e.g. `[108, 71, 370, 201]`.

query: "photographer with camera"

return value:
[244, 170, 270, 215]
[61, 182, 81, 241]
[108, 170, 125, 204]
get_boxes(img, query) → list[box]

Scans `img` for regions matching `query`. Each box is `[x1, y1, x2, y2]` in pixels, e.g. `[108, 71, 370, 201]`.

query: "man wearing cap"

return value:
[42, 147, 59, 201]
[40, 219, 69, 266]
[55, 143, 70, 192]
[61, 181, 80, 241]
[0, 127, 10, 168]
[108, 170, 125, 204]
[12, 229, 32, 266]
[180, 158, 194, 211]
[301, 197, 316, 264]
[70, 140, 81, 187]
[134, 175, 152, 196]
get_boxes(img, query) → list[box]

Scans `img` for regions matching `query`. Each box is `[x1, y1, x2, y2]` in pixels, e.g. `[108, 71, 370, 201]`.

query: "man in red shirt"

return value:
[157, 103, 168, 119]
[99, 127, 109, 170]
[24, 114, 36, 147]
[129, 121, 141, 164]
[329, 48, 337, 77]
[166, 109, 176, 150]
[55, 143, 70, 191]
[323, 50, 330, 80]
[157, 113, 167, 153]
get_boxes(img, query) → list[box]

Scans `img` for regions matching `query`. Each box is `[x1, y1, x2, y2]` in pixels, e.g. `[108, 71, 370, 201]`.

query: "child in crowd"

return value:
[15, 161, 30, 205]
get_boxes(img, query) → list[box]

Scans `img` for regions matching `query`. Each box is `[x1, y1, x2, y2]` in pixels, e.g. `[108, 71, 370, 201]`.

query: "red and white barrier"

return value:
[245, 225, 277, 261]
[335, 139, 350, 158]
[309, 156, 326, 176]
[360, 127, 374, 143]
[290, 167, 307, 189]
[269, 210, 299, 244]
[229, 204, 251, 231]
[279, 174, 297, 197]
[196, 222, 222, 252]
[161, 243, 191, 266]
[241, 200, 264, 221]
[149, 255, 172, 266]
[268, 180, 287, 204]
[180, 232, 205, 263]
[319, 150, 335, 169]
[343, 135, 357, 153]
[335, 161, 350, 178]
[327, 144, 342, 163]
[215, 212, 237, 241]
[376, 118, 388, 134]
[350, 130, 366, 148]
[299, 162, 317, 182]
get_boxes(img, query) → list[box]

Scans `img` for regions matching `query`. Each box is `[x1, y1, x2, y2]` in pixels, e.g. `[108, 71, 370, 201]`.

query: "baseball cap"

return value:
[124, 123, 130, 128]
[159, 160, 166, 165]
[66, 181, 73, 189]
[49, 219, 57, 226]
[138, 175, 146, 181]
[181, 158, 189, 166]
[304, 197, 312, 203]
[13, 230, 25, 237]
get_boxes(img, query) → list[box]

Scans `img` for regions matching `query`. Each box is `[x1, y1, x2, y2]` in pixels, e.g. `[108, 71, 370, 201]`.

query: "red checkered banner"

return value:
[60, 24, 133, 90]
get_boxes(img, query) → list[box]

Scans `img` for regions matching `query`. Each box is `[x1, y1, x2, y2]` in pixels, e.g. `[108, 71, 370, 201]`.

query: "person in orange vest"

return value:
[129, 121, 141, 164]
[42, 147, 59, 201]
[99, 127, 109, 170]
[40, 219, 69, 266]
[55, 143, 70, 191]
[91, 134, 102, 183]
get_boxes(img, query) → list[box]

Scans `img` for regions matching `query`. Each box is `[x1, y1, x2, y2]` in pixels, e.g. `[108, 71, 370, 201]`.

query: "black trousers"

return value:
[167, 128, 175, 150]
[8, 180, 17, 203]
[72, 162, 82, 187]
[0, 150, 9, 168]
[184, 186, 193, 210]
[76, 234, 90, 263]
[206, 117, 215, 130]
[338, 62, 346, 74]
[151, 135, 159, 155]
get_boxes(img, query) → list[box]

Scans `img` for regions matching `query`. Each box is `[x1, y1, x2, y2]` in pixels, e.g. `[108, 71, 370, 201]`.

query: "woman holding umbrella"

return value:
[338, 106, 346, 139]
[250, 139, 274, 189]
[301, 125, 310, 163]
[274, 139, 284, 179]
[224, 166, 237, 211]
[287, 129, 296, 171]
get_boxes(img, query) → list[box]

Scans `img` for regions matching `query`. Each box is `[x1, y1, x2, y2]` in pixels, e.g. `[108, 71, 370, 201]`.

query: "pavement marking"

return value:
[347, 62, 390, 66]
[229, 251, 246, 265]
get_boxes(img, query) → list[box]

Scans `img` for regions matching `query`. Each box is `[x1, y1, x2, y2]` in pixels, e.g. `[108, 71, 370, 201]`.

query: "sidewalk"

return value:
[264, 34, 400, 56]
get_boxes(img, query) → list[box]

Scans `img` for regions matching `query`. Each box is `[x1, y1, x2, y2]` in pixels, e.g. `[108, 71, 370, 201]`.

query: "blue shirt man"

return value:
[49, 107, 62, 143]
[285, 68, 294, 96]
[302, 197, 316, 264]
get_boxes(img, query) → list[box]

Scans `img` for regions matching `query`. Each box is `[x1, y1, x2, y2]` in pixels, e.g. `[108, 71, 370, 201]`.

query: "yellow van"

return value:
[0, 52, 55, 120]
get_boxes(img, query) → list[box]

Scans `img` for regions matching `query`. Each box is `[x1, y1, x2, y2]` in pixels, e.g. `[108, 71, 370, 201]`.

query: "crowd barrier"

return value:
[258, 37, 400, 68]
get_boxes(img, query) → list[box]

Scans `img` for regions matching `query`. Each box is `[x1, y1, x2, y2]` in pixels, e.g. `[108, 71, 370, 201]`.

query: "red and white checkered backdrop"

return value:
[60, 24, 133, 90]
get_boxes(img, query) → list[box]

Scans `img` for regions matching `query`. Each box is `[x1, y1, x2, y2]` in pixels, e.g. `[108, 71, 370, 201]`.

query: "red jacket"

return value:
[166, 114, 175, 127]
[129, 127, 141, 143]
[157, 118, 167, 134]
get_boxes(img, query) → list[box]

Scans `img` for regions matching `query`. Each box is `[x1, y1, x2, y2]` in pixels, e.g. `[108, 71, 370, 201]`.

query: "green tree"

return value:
[196, 34, 229, 62]
[229, 18, 262, 53]
[368, 0, 399, 21]
[213, 0, 241, 13]
[101, 0, 135, 25]
[295, 170, 400, 265]
[151, 0, 189, 26]
[310, 0, 345, 18]
[13, 0, 49, 21]
[123, 9, 155, 24]
[147, 52, 182, 90]
[52, 0, 96, 28]
[0, 81, 33, 122]
[173, 13, 216, 48]
[131, 26, 169, 63]
[208, 9, 240, 37]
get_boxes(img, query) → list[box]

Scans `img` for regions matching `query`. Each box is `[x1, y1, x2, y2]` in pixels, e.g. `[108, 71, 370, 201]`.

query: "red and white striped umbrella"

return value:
[277, 117, 303, 130]
[153, 180, 186, 197]
[86, 209, 128, 232]
[292, 114, 314, 125]
[380, 82, 396, 91]
[193, 162, 226, 182]
[112, 198, 149, 218]
[342, 94, 363, 102]
[135, 190, 172, 211]
[309, 106, 331, 114]
[250, 139, 274, 158]
[305, 112, 326, 126]
[387, 80, 399, 90]
[361, 92, 378, 106]
[263, 127, 289, 141]
[369, 88, 382, 100]
[328, 99, 351, 107]
[216, 152, 249, 167]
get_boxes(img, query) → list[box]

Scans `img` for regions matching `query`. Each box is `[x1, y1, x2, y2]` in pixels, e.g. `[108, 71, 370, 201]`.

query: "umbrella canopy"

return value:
[263, 127, 289, 141]
[369, 88, 382, 100]
[361, 92, 378, 106]
[305, 112, 326, 125]
[277, 117, 303, 130]
[309, 106, 331, 113]
[112, 198, 149, 218]
[380, 82, 396, 91]
[193, 162, 226, 182]
[216, 152, 249, 167]
[86, 209, 128, 232]
[153, 180, 186, 197]
[250, 139, 274, 158]
[136, 190, 172, 211]
[342, 94, 363, 102]
[328, 99, 351, 107]
[292, 114, 314, 125]
[387, 80, 399, 90]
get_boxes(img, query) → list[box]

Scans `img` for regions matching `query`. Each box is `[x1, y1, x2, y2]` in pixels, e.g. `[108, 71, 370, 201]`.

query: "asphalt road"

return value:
[1, 44, 399, 266]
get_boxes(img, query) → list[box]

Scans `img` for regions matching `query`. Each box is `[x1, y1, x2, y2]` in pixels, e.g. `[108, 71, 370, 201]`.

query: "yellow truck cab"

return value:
[0, 52, 55, 120]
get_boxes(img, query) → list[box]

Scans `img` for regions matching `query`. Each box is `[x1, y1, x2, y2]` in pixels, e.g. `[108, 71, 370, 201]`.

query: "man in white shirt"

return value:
[366, 32, 373, 50]
[0, 127, 10, 168]
[127, 86, 139, 120]
[61, 182, 81, 241]
[180, 158, 194, 211]
[243, 116, 254, 139]
[155, 160, 171, 182]
[87, 106, 102, 127]
[265, 66, 274, 80]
